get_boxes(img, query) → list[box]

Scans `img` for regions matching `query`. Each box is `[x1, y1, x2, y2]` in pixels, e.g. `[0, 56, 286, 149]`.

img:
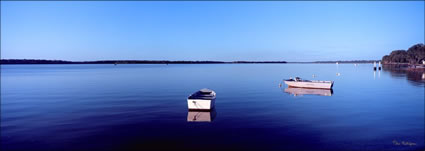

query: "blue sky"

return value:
[1, 1, 424, 61]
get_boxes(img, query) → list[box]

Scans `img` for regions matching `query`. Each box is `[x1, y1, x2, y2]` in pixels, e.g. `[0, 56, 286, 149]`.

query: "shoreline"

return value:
[0, 59, 286, 65]
[0, 59, 382, 65]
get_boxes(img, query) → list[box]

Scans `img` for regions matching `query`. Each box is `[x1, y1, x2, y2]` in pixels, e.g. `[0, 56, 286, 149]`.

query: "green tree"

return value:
[382, 43, 425, 64]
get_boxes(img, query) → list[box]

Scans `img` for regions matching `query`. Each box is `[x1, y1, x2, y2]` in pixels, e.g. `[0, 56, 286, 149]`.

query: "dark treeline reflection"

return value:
[383, 64, 425, 85]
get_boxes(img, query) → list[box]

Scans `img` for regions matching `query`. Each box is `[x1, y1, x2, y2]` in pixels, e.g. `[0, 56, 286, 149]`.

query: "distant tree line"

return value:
[0, 59, 287, 64]
[232, 61, 287, 63]
[0, 59, 73, 64]
[312, 60, 379, 63]
[382, 43, 425, 64]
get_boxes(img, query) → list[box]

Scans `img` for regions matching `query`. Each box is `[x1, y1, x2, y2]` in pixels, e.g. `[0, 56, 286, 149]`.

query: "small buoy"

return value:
[373, 62, 377, 70]
[336, 73, 341, 76]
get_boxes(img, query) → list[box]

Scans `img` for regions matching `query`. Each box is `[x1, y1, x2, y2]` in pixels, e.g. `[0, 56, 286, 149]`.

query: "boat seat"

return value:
[189, 92, 215, 100]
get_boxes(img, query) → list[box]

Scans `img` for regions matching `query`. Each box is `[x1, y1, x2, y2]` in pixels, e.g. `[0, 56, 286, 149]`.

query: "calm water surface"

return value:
[1, 64, 424, 151]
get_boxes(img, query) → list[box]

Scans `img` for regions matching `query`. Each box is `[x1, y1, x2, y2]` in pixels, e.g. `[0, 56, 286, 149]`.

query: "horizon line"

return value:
[0, 59, 381, 64]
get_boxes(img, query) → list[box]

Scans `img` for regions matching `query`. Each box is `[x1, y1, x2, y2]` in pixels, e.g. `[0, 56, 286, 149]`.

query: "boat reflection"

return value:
[187, 109, 217, 122]
[284, 87, 333, 96]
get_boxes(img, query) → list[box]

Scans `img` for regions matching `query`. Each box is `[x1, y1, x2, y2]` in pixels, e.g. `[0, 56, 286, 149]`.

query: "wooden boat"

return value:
[187, 88, 216, 111]
[284, 77, 333, 89]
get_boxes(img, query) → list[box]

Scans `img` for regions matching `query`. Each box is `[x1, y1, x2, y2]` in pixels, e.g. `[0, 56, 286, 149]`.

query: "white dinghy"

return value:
[284, 77, 333, 89]
[187, 88, 216, 111]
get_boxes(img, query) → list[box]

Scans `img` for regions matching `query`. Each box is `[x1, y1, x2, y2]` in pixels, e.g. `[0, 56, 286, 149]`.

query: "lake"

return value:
[1, 64, 424, 151]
